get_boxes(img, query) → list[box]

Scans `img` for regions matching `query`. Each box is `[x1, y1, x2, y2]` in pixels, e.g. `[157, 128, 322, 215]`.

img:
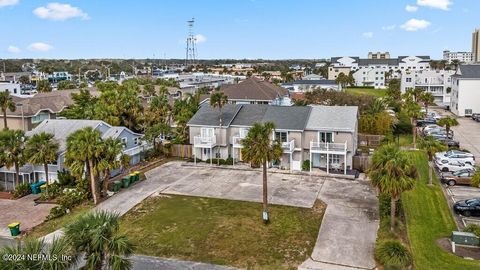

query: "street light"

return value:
[16, 103, 24, 132]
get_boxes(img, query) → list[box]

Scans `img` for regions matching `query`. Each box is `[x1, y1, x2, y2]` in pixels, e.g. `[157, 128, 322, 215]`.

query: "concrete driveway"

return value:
[300, 176, 379, 270]
[148, 162, 324, 208]
[0, 194, 55, 237]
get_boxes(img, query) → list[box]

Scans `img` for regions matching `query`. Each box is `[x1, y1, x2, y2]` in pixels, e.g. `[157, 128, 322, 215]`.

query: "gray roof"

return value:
[306, 105, 358, 132]
[358, 58, 399, 66]
[291, 80, 337, 85]
[230, 104, 311, 130]
[187, 104, 241, 127]
[221, 77, 289, 101]
[26, 119, 106, 153]
[453, 65, 480, 79]
[230, 105, 268, 126]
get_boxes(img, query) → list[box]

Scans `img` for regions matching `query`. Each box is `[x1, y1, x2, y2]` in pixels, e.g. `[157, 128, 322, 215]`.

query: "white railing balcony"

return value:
[232, 135, 244, 148]
[415, 78, 444, 85]
[310, 141, 347, 153]
[194, 135, 217, 148]
[282, 140, 295, 153]
[123, 143, 152, 156]
[32, 164, 60, 172]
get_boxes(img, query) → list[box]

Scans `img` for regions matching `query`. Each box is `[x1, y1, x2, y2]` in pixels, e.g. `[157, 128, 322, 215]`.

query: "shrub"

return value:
[224, 157, 234, 165]
[471, 171, 480, 188]
[57, 190, 87, 210]
[375, 240, 412, 269]
[47, 206, 66, 220]
[393, 111, 412, 135]
[0, 185, 4, 192]
[38, 183, 62, 201]
[13, 183, 32, 198]
[379, 193, 402, 218]
[302, 160, 311, 171]
[57, 170, 76, 187]
[464, 224, 480, 237]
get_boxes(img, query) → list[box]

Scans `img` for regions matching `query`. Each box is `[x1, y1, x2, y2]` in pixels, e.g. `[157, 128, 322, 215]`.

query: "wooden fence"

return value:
[352, 155, 372, 172]
[358, 134, 385, 148]
[160, 144, 192, 158]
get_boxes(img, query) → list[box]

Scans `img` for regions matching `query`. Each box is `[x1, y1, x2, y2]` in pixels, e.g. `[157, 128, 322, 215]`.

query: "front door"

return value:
[312, 153, 321, 167]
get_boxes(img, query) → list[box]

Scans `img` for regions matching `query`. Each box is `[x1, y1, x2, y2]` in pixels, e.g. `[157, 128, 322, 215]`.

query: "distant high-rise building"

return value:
[368, 51, 390, 59]
[443, 50, 472, 63]
[473, 28, 480, 63]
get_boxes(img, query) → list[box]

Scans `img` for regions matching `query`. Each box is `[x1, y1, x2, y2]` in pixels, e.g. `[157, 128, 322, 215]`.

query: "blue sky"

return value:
[0, 0, 478, 59]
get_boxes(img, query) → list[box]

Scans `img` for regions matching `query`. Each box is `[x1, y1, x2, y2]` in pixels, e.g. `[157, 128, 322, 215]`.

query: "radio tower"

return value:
[185, 17, 197, 66]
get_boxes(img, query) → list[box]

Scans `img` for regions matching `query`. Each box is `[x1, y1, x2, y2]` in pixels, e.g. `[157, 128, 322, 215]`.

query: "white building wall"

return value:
[353, 66, 387, 89]
[450, 78, 480, 116]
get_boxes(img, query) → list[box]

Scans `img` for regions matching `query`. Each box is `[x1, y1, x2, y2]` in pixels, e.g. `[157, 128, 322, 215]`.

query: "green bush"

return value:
[464, 224, 480, 237]
[13, 183, 32, 198]
[47, 206, 66, 220]
[393, 111, 412, 135]
[38, 183, 62, 201]
[375, 240, 412, 269]
[57, 170, 76, 187]
[0, 185, 4, 192]
[378, 193, 403, 218]
[224, 157, 234, 165]
[302, 160, 311, 171]
[57, 190, 86, 210]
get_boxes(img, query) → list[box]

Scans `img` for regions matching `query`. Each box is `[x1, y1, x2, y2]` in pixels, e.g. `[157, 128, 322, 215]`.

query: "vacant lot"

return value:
[119, 195, 325, 269]
[345, 87, 387, 98]
[403, 151, 480, 270]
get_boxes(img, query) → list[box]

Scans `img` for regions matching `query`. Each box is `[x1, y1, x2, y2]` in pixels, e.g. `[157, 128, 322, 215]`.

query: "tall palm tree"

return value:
[437, 117, 459, 139]
[368, 144, 417, 231]
[0, 91, 16, 129]
[37, 80, 52, 93]
[404, 100, 424, 149]
[97, 138, 125, 197]
[404, 87, 424, 103]
[64, 211, 134, 270]
[25, 132, 59, 194]
[0, 129, 26, 188]
[65, 127, 103, 204]
[241, 122, 283, 223]
[210, 91, 228, 126]
[419, 91, 434, 115]
[0, 237, 78, 270]
[418, 136, 447, 185]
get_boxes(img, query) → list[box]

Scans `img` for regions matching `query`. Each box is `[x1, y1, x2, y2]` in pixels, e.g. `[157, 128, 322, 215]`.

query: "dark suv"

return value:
[472, 113, 480, 122]
[453, 198, 480, 217]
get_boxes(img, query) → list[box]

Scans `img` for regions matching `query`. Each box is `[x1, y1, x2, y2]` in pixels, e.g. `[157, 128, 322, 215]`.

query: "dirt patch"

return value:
[0, 192, 14, 200]
[437, 238, 480, 260]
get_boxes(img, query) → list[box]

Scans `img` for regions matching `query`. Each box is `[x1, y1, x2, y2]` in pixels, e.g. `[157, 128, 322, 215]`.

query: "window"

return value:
[319, 132, 333, 143]
[201, 128, 214, 138]
[274, 131, 288, 143]
[406, 78, 412, 83]
[329, 154, 341, 164]
[239, 128, 249, 138]
[121, 137, 127, 145]
[31, 112, 50, 124]
[134, 137, 139, 145]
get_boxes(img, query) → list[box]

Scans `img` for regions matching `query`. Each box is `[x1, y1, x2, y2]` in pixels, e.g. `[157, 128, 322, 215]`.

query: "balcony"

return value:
[232, 135, 244, 148]
[123, 143, 152, 156]
[194, 135, 217, 148]
[310, 141, 347, 154]
[415, 78, 444, 85]
[282, 140, 295, 153]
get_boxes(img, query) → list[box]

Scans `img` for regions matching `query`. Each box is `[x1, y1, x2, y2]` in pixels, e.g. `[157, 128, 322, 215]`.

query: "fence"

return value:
[160, 144, 192, 158]
[358, 134, 385, 148]
[352, 155, 372, 172]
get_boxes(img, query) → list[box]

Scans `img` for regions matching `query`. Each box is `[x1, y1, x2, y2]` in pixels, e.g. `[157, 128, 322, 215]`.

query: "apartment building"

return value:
[450, 65, 480, 116]
[281, 80, 340, 92]
[187, 104, 358, 174]
[368, 51, 390, 59]
[400, 69, 454, 106]
[443, 50, 473, 63]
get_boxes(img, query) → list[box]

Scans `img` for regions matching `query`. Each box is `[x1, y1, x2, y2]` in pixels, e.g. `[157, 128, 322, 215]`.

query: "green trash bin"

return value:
[122, 176, 130, 188]
[129, 173, 136, 183]
[8, 222, 20, 237]
[113, 181, 122, 192]
[133, 171, 140, 182]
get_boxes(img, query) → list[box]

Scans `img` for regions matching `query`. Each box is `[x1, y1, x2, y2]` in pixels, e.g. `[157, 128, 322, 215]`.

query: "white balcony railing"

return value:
[232, 135, 244, 148]
[123, 143, 152, 156]
[282, 140, 295, 153]
[32, 164, 60, 172]
[194, 135, 217, 148]
[310, 141, 347, 153]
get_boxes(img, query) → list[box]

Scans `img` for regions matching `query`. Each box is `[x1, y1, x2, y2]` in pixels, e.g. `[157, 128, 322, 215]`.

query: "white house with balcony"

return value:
[400, 70, 454, 106]
[450, 65, 480, 116]
[0, 119, 149, 191]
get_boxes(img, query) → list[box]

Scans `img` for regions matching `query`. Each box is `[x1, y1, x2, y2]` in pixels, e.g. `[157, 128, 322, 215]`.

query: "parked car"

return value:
[435, 159, 474, 172]
[434, 137, 460, 148]
[441, 169, 476, 186]
[435, 150, 475, 165]
[471, 113, 480, 122]
[453, 198, 480, 217]
[416, 118, 436, 127]
[440, 167, 476, 178]
[424, 129, 453, 139]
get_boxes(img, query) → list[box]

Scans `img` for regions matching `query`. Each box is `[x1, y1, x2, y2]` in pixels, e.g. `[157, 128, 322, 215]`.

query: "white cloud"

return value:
[28, 42, 53, 52]
[362, 32, 374, 38]
[401, 19, 431, 31]
[405, 5, 418, 12]
[195, 34, 207, 43]
[417, 0, 452, 10]
[382, 25, 396, 31]
[33, 3, 89, 21]
[0, 0, 18, 8]
[7, 45, 20, 53]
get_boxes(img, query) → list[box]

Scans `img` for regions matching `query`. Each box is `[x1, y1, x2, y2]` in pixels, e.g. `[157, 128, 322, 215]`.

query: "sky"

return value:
[0, 0, 479, 60]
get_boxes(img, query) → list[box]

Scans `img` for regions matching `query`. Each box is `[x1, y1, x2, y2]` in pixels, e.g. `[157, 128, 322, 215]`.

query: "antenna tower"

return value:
[185, 17, 197, 66]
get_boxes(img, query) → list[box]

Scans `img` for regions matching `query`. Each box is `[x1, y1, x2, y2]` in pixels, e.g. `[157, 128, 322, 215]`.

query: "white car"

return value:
[435, 150, 475, 166]
[435, 160, 474, 172]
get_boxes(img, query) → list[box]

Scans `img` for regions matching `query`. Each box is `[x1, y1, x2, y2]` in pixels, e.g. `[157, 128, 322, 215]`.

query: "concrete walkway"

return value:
[130, 255, 238, 270]
[300, 176, 379, 270]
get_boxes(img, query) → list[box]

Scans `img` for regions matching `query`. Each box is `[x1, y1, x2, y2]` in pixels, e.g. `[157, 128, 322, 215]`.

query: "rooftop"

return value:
[221, 77, 289, 101]
[306, 105, 358, 133]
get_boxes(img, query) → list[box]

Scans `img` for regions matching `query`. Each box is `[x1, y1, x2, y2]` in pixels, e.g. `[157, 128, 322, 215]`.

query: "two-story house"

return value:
[0, 119, 149, 191]
[187, 104, 358, 174]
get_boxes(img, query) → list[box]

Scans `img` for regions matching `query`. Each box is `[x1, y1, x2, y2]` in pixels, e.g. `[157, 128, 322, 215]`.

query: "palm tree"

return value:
[366, 99, 386, 115]
[368, 144, 417, 231]
[405, 87, 424, 102]
[419, 91, 434, 114]
[0, 237, 78, 270]
[418, 136, 447, 185]
[64, 211, 134, 270]
[25, 132, 59, 194]
[37, 80, 52, 93]
[65, 127, 103, 204]
[437, 117, 459, 139]
[241, 122, 283, 223]
[0, 129, 26, 188]
[403, 100, 424, 149]
[97, 138, 125, 197]
[0, 91, 16, 129]
[209, 91, 228, 126]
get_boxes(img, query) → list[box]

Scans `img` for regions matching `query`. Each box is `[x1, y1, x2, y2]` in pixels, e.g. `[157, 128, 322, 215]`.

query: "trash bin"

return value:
[114, 181, 122, 192]
[122, 176, 130, 188]
[30, 181, 46, 194]
[133, 171, 140, 181]
[8, 222, 20, 237]
[129, 173, 136, 183]
[40, 184, 47, 193]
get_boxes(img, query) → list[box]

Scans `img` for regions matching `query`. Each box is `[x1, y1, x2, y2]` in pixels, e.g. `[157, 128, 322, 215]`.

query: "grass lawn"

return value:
[402, 151, 480, 270]
[119, 195, 325, 269]
[25, 203, 93, 239]
[345, 87, 387, 98]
